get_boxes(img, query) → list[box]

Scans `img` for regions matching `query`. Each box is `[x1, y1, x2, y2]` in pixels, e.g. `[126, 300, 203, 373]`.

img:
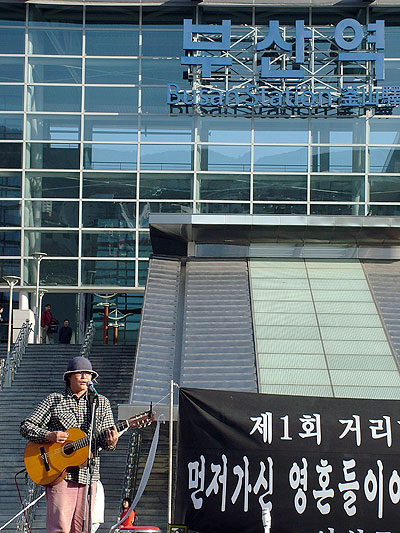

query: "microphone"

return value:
[86, 381, 98, 395]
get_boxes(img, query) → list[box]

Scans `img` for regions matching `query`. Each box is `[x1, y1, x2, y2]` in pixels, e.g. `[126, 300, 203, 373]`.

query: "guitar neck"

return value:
[69, 420, 129, 452]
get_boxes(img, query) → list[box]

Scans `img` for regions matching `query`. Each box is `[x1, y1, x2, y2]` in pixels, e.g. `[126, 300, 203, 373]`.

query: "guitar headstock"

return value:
[127, 409, 154, 430]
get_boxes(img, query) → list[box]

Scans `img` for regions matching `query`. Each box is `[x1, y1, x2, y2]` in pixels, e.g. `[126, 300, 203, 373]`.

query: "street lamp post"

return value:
[32, 252, 47, 344]
[3, 275, 20, 387]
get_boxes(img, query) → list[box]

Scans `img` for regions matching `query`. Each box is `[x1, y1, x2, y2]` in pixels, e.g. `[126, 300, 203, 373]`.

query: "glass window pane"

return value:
[311, 118, 365, 144]
[0, 86, 23, 111]
[138, 232, 151, 258]
[83, 144, 137, 171]
[0, 114, 22, 139]
[27, 86, 81, 112]
[140, 144, 193, 171]
[0, 28, 25, 53]
[310, 175, 365, 202]
[383, 29, 400, 58]
[84, 116, 137, 142]
[0, 58, 24, 82]
[0, 171, 21, 198]
[200, 6, 252, 25]
[138, 260, 148, 286]
[85, 87, 137, 113]
[198, 202, 250, 214]
[369, 118, 400, 144]
[369, 147, 400, 173]
[82, 260, 135, 286]
[255, 119, 309, 143]
[140, 172, 192, 199]
[28, 58, 82, 84]
[24, 230, 78, 256]
[0, 3, 25, 25]
[85, 59, 138, 85]
[384, 61, 400, 84]
[24, 200, 78, 227]
[83, 172, 136, 199]
[0, 231, 20, 255]
[141, 115, 192, 142]
[85, 30, 138, 56]
[26, 143, 79, 169]
[28, 5, 83, 27]
[254, 146, 308, 172]
[310, 204, 363, 215]
[253, 204, 307, 215]
[198, 145, 250, 172]
[141, 59, 184, 85]
[253, 174, 307, 201]
[28, 29, 82, 55]
[312, 146, 365, 172]
[82, 201, 136, 228]
[0, 200, 20, 226]
[138, 201, 192, 228]
[27, 115, 80, 141]
[198, 117, 251, 143]
[142, 6, 194, 27]
[25, 259, 78, 285]
[85, 6, 139, 27]
[141, 87, 171, 114]
[369, 175, 400, 202]
[142, 30, 182, 57]
[0, 143, 21, 168]
[197, 173, 249, 201]
[25, 172, 79, 198]
[367, 205, 400, 216]
[82, 232, 135, 257]
[0, 260, 20, 280]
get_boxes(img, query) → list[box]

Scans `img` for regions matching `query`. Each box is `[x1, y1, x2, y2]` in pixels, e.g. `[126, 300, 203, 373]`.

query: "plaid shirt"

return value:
[20, 387, 115, 484]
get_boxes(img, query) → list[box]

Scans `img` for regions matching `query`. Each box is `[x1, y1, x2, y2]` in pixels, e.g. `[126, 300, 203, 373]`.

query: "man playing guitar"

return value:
[20, 356, 119, 533]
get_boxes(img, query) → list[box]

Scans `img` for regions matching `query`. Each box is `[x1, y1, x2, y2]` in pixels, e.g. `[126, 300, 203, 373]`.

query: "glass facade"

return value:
[1, 2, 400, 291]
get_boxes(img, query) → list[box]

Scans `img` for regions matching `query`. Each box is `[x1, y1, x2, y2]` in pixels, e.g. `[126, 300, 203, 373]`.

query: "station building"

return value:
[1, 0, 400, 398]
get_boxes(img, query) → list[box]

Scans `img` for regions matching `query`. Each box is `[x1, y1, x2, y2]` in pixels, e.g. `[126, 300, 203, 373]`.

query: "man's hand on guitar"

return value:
[105, 425, 118, 448]
[46, 430, 69, 443]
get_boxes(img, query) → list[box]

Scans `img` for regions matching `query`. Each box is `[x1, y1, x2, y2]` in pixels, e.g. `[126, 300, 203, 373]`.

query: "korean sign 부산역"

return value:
[174, 387, 400, 533]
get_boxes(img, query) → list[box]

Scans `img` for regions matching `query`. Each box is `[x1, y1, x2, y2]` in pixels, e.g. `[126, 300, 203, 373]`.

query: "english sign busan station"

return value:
[168, 17, 397, 117]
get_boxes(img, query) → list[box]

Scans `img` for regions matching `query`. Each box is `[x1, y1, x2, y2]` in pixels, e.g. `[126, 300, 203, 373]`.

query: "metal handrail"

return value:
[0, 319, 33, 390]
[80, 319, 96, 359]
[15, 477, 44, 532]
[120, 429, 142, 514]
[7, 319, 33, 386]
[0, 358, 5, 391]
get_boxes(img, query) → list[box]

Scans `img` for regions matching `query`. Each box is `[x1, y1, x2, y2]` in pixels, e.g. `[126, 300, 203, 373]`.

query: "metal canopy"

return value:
[149, 215, 400, 255]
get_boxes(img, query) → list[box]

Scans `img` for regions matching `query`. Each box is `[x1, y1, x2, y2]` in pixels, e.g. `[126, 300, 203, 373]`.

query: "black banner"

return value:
[174, 387, 400, 533]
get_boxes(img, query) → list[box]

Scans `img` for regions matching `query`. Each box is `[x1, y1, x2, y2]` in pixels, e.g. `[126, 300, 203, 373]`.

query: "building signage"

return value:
[167, 18, 400, 116]
[174, 387, 400, 533]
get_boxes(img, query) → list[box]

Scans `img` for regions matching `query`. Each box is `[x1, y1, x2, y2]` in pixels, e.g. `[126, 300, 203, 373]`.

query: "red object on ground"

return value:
[119, 526, 161, 533]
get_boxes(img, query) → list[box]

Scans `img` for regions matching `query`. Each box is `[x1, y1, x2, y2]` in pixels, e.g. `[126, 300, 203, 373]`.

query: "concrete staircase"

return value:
[0, 343, 138, 533]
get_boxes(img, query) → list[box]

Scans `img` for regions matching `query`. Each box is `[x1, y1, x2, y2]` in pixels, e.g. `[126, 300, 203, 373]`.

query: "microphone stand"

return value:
[82, 391, 98, 533]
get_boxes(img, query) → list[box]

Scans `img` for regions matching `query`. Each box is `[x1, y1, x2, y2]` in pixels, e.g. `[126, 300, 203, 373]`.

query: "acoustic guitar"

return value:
[24, 410, 154, 486]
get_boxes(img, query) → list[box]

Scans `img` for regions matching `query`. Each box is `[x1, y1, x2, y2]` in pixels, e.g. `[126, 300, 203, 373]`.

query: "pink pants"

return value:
[45, 479, 97, 533]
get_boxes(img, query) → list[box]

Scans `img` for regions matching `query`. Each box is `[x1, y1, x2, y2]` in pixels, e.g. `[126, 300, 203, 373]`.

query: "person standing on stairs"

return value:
[19, 356, 119, 533]
[41, 303, 54, 344]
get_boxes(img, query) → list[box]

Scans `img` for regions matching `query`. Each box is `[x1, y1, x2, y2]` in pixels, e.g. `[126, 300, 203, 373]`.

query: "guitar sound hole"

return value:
[64, 444, 74, 456]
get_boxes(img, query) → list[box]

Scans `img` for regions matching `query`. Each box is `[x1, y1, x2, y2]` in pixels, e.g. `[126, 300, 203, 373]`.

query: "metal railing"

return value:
[121, 429, 142, 505]
[0, 319, 33, 390]
[80, 320, 96, 359]
[15, 477, 44, 533]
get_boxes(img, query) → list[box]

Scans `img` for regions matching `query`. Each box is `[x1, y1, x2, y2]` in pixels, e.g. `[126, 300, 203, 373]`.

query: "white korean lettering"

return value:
[313, 459, 334, 515]
[188, 455, 205, 509]
[299, 414, 322, 445]
[289, 458, 308, 514]
[339, 415, 361, 446]
[205, 454, 228, 512]
[338, 459, 359, 516]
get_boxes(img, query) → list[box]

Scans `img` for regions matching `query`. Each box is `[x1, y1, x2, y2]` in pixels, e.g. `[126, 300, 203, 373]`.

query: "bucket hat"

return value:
[63, 356, 98, 381]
